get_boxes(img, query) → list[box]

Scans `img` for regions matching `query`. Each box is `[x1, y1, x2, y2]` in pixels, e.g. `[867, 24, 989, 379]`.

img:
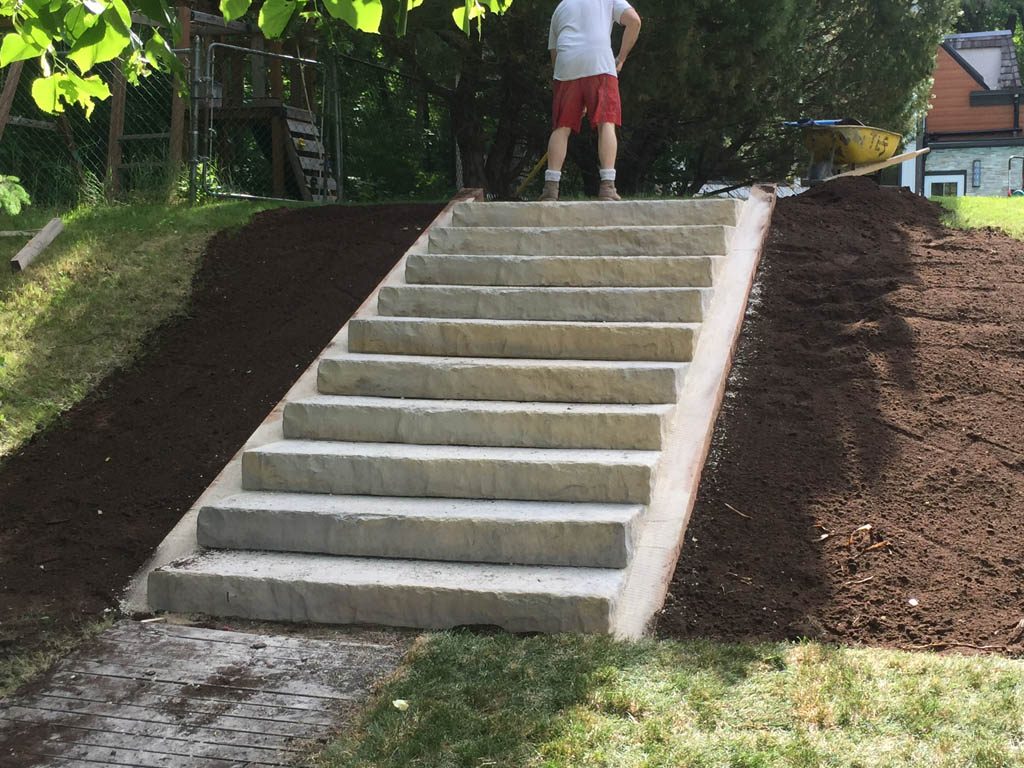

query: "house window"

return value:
[972, 160, 982, 188]
[931, 182, 960, 197]
[924, 173, 966, 198]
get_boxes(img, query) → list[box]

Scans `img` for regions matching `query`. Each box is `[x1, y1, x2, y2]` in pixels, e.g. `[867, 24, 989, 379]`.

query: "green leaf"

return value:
[67, 17, 130, 73]
[21, 17, 55, 50]
[452, 0, 483, 35]
[220, 0, 252, 22]
[0, 32, 41, 66]
[258, 0, 298, 38]
[64, 5, 100, 39]
[321, 0, 383, 33]
[31, 74, 63, 113]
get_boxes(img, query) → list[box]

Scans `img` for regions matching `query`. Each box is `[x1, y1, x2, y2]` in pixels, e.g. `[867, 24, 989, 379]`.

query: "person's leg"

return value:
[547, 127, 572, 172]
[543, 79, 583, 201]
[590, 76, 622, 200]
[598, 122, 617, 171]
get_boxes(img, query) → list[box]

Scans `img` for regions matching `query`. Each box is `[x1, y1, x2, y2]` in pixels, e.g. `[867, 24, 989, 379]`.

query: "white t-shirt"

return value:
[549, 0, 633, 82]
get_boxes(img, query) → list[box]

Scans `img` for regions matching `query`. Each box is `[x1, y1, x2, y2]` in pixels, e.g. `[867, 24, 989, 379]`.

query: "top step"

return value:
[451, 200, 743, 229]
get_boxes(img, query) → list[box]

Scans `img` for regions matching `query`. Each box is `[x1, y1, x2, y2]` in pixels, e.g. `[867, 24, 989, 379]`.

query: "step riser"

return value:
[429, 227, 730, 256]
[282, 401, 665, 450]
[377, 286, 708, 323]
[451, 201, 742, 228]
[198, 507, 633, 568]
[348, 319, 697, 362]
[149, 570, 614, 633]
[406, 255, 715, 288]
[241, 451, 653, 504]
[317, 358, 683, 404]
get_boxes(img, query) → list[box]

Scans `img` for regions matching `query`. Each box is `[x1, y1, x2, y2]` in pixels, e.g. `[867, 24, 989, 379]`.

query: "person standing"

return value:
[542, 0, 642, 202]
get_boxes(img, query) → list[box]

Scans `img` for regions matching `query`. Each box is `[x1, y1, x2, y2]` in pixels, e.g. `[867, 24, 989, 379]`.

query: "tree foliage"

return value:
[350, 0, 958, 196]
[0, 0, 513, 114]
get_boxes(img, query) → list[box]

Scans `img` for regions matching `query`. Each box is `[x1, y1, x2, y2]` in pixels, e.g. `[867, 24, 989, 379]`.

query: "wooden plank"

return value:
[251, 34, 267, 98]
[268, 41, 284, 99]
[26, 695, 320, 737]
[7, 114, 57, 131]
[287, 119, 319, 137]
[0, 621, 402, 767]
[283, 104, 315, 122]
[298, 155, 324, 171]
[285, 131, 313, 201]
[0, 61, 24, 142]
[45, 672, 344, 715]
[2, 706, 304, 753]
[0, 229, 40, 237]
[105, 64, 127, 198]
[293, 137, 325, 155]
[825, 147, 931, 181]
[11, 217, 63, 272]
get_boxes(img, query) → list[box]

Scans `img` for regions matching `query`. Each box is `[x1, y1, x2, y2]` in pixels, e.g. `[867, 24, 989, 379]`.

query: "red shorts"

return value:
[552, 74, 622, 133]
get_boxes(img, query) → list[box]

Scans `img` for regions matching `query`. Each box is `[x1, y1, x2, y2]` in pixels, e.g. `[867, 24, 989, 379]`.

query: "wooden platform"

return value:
[0, 621, 406, 767]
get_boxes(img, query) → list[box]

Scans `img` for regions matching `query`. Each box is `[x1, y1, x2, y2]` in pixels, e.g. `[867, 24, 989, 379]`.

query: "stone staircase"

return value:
[146, 195, 773, 635]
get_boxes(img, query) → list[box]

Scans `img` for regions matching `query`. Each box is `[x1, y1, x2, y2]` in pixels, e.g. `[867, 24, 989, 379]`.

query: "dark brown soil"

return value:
[0, 203, 441, 658]
[658, 178, 1024, 653]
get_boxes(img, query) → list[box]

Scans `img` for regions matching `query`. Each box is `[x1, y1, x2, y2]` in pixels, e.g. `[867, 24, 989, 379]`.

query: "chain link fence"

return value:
[0, 20, 459, 209]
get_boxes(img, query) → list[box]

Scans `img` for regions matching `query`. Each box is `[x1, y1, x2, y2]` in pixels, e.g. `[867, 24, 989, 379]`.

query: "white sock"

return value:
[600, 168, 616, 182]
[545, 170, 562, 183]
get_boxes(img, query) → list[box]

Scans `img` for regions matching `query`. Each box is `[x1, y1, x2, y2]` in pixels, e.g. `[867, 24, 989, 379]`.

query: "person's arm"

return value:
[616, 8, 642, 72]
[551, 49, 558, 68]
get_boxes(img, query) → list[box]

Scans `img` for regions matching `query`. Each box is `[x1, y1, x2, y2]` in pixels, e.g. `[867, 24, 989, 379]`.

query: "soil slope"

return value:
[659, 179, 1024, 652]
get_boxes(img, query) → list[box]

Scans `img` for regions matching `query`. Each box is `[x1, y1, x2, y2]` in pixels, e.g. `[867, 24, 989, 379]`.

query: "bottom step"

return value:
[149, 551, 624, 634]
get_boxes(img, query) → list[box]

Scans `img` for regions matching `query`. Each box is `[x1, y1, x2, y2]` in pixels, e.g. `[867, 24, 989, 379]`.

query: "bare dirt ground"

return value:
[658, 178, 1024, 653]
[0, 204, 441, 662]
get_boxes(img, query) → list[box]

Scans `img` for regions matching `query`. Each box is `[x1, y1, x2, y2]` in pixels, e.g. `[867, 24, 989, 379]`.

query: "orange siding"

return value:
[928, 47, 1015, 133]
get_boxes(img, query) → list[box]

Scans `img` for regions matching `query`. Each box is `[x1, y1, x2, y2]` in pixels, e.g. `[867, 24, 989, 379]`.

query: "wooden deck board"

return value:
[0, 621, 406, 768]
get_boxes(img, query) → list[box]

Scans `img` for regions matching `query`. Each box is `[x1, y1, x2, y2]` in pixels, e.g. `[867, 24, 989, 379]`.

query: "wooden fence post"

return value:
[106, 64, 127, 198]
[0, 62, 25, 144]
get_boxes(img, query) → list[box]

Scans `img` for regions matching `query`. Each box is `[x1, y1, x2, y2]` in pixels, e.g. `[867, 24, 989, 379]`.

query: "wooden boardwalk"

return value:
[0, 621, 406, 767]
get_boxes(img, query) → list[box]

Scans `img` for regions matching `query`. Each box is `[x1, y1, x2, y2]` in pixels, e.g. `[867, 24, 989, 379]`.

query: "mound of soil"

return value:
[0, 203, 441, 656]
[658, 178, 1024, 652]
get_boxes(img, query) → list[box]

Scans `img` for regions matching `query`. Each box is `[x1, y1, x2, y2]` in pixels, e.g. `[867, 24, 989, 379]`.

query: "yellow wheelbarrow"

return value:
[784, 119, 927, 184]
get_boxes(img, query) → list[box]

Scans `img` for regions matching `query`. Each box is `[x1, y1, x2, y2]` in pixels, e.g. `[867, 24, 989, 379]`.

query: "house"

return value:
[919, 30, 1024, 197]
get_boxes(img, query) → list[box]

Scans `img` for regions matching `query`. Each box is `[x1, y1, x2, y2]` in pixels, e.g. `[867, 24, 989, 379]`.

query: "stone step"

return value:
[317, 354, 685, 404]
[241, 440, 658, 504]
[428, 225, 732, 256]
[348, 318, 699, 362]
[451, 200, 743, 228]
[148, 550, 625, 633]
[198, 492, 641, 568]
[283, 395, 671, 450]
[405, 254, 717, 288]
[377, 285, 710, 323]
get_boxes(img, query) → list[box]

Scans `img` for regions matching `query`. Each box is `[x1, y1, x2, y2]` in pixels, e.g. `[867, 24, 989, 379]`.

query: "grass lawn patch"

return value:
[938, 196, 1024, 239]
[316, 633, 1024, 768]
[0, 201, 277, 459]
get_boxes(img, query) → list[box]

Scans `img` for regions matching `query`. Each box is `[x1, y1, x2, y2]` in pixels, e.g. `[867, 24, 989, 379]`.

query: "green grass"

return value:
[315, 633, 1024, 768]
[0, 615, 114, 697]
[0, 201, 279, 459]
[938, 196, 1024, 240]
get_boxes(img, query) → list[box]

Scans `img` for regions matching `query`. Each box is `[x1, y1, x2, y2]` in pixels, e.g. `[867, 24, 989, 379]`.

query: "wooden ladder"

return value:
[285, 110, 337, 202]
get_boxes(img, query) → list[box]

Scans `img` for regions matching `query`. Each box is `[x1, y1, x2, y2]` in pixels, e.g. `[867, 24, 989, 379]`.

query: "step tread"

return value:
[321, 353, 684, 370]
[290, 394, 673, 417]
[250, 439, 660, 466]
[156, 550, 625, 597]
[205, 491, 642, 524]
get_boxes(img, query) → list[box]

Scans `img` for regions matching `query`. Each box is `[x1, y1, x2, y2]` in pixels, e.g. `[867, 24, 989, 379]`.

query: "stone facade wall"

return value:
[927, 145, 1024, 196]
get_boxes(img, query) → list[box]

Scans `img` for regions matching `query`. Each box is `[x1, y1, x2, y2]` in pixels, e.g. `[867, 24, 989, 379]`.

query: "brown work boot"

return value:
[540, 180, 560, 202]
[598, 180, 621, 201]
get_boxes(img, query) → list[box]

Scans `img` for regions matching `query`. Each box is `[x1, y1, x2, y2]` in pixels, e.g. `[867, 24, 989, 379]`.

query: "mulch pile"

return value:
[658, 178, 1024, 653]
[0, 203, 441, 657]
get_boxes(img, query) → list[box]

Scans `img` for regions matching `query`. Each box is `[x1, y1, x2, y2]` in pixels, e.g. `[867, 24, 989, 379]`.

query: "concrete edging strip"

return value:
[611, 185, 778, 638]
